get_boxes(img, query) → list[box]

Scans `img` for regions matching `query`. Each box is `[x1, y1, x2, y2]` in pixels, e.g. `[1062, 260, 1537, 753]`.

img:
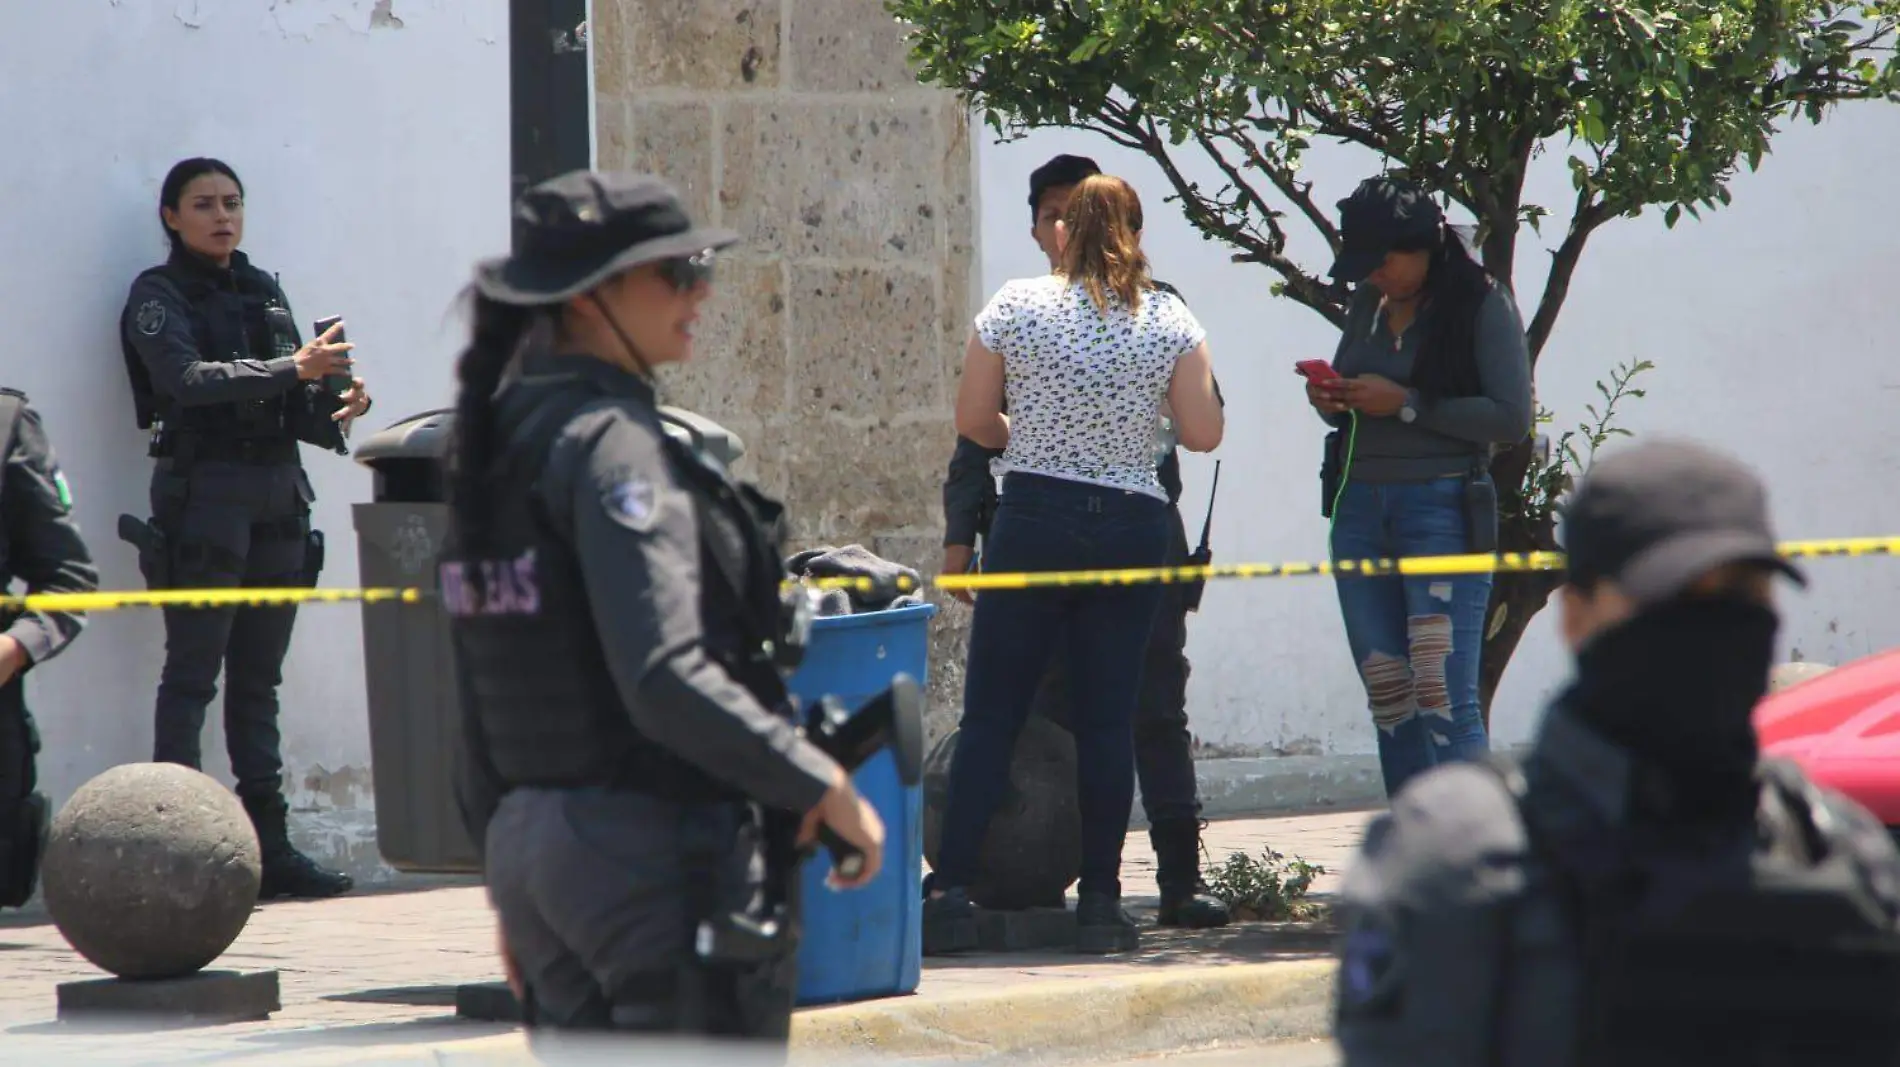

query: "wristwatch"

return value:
[1398, 389, 1420, 424]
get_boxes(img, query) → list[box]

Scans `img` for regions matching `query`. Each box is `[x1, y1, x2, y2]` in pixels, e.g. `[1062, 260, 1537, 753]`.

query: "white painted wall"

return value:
[0, 0, 510, 874]
[975, 104, 1900, 759]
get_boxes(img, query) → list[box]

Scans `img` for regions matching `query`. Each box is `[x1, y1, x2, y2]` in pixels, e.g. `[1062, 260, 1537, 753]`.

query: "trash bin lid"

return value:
[351, 406, 747, 469]
[353, 408, 456, 468]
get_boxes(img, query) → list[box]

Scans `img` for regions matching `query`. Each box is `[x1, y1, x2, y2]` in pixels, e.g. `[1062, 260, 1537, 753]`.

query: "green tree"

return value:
[886, 0, 1899, 718]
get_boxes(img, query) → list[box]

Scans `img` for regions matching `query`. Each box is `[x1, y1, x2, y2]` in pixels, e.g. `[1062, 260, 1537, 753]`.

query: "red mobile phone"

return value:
[1295, 359, 1341, 383]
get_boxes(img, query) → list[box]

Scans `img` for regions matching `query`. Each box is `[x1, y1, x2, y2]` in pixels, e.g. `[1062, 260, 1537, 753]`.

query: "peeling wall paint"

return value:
[0, 2, 509, 875]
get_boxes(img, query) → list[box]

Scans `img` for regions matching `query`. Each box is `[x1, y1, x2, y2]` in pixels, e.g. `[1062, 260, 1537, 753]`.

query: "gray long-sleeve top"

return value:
[1320, 284, 1534, 482]
[0, 394, 99, 670]
[499, 355, 837, 816]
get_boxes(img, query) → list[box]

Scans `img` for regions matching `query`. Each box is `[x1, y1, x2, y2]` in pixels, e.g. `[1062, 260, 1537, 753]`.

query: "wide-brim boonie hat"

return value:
[474, 171, 739, 306]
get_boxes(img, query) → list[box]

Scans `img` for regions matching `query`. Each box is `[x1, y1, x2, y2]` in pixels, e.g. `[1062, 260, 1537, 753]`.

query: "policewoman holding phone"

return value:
[117, 156, 370, 900]
[1304, 175, 1532, 799]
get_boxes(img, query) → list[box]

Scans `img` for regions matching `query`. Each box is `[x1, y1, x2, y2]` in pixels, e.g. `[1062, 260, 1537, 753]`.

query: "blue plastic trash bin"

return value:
[786, 602, 936, 1007]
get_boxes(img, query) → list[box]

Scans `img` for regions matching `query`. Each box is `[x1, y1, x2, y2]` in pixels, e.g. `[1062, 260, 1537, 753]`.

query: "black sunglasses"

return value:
[658, 249, 717, 291]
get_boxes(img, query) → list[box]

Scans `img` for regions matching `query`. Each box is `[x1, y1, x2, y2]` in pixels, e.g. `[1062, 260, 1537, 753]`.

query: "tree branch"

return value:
[1525, 185, 1614, 363]
[1191, 127, 1349, 317]
[1107, 108, 1345, 327]
[1219, 123, 1342, 249]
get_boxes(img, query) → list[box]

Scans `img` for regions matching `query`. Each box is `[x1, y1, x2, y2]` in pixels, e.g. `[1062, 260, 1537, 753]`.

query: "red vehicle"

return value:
[1754, 649, 1900, 831]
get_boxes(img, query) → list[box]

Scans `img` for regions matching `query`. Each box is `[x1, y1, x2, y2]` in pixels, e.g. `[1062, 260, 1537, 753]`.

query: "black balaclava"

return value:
[1558, 594, 1779, 825]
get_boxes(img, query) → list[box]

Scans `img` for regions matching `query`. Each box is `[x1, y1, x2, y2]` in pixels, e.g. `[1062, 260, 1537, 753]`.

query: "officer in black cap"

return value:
[0, 388, 98, 910]
[1331, 438, 1900, 1066]
[117, 157, 368, 900]
[443, 169, 886, 1046]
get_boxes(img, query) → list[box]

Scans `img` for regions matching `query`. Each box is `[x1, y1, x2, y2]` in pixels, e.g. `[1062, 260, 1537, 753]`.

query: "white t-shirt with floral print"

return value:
[973, 275, 1206, 500]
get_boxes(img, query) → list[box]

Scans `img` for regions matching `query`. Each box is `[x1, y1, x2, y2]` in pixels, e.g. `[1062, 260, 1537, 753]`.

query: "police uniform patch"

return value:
[135, 299, 167, 337]
[603, 477, 659, 533]
[1337, 909, 1403, 1016]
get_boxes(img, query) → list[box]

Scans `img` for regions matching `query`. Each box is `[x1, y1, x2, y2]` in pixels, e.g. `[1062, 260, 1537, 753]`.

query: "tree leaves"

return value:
[888, 0, 1900, 316]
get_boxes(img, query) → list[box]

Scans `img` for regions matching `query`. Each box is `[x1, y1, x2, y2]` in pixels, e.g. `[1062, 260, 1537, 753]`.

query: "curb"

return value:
[790, 958, 1336, 1064]
[209, 958, 1337, 1066]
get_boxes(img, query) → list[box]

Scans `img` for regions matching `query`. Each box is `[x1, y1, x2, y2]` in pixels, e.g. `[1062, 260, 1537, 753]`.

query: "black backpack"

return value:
[1490, 755, 1900, 1066]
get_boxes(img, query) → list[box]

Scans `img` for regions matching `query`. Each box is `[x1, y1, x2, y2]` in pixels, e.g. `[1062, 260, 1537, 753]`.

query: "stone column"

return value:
[592, 0, 978, 743]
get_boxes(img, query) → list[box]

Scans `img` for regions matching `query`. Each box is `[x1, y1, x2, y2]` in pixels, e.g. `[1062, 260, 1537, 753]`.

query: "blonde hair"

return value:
[1055, 174, 1151, 313]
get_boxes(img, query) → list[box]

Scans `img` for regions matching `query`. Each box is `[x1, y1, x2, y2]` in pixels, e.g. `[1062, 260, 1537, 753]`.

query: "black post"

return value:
[508, 0, 592, 250]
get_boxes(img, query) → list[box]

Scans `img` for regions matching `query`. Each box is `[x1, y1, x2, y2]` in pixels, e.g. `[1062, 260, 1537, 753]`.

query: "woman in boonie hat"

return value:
[440, 170, 884, 1044]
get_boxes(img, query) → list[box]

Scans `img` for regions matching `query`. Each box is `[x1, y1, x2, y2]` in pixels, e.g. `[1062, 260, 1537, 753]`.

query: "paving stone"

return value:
[55, 969, 280, 1025]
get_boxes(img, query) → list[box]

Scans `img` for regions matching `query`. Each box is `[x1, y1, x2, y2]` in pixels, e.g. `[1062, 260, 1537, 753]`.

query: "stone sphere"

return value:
[923, 714, 1082, 910]
[1770, 661, 1835, 694]
[41, 763, 263, 980]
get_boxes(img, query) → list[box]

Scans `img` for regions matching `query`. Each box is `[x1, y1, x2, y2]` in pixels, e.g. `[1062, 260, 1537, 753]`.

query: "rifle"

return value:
[694, 673, 924, 964]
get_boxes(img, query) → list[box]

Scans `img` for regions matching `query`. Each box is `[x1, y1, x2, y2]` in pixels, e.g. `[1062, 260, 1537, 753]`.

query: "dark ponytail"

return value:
[448, 292, 537, 554]
[1408, 229, 1494, 403]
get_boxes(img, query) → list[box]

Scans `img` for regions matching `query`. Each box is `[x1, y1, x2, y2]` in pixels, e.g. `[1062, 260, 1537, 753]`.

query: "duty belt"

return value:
[170, 434, 298, 467]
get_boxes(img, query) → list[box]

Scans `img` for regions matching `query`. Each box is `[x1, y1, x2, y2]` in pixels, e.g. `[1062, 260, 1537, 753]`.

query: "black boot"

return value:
[1151, 818, 1231, 929]
[1075, 891, 1141, 954]
[242, 793, 354, 901]
[922, 885, 980, 956]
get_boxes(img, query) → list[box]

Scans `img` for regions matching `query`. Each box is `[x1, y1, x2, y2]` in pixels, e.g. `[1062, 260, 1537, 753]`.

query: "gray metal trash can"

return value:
[352, 405, 749, 874]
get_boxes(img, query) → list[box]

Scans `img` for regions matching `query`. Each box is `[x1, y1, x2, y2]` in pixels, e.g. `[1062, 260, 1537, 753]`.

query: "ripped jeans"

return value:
[1329, 475, 1491, 797]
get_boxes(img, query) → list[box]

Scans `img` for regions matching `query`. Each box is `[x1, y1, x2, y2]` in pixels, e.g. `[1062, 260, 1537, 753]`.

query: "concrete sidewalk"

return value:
[0, 810, 1376, 1065]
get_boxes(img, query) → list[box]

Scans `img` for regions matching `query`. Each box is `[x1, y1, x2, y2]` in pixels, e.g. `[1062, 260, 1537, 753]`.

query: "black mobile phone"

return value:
[312, 315, 350, 396]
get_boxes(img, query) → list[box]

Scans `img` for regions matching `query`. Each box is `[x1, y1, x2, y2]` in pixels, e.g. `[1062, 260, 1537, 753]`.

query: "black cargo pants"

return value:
[0, 678, 47, 907]
[1035, 503, 1199, 824]
[145, 459, 318, 800]
[484, 787, 796, 1047]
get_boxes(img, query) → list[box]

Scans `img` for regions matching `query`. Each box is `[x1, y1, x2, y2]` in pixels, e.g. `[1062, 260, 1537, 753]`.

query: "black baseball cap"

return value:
[1028, 154, 1102, 219]
[1329, 175, 1444, 284]
[475, 171, 738, 306]
[1560, 439, 1805, 605]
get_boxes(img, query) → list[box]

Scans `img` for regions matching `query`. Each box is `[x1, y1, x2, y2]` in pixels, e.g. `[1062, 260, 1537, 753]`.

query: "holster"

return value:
[288, 385, 350, 457]
[118, 513, 172, 590]
[1320, 429, 1345, 519]
[302, 529, 327, 588]
[680, 805, 802, 1033]
[1462, 460, 1499, 555]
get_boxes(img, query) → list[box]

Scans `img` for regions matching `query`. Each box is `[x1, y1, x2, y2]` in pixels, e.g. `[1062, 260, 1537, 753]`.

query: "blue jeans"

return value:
[1329, 476, 1492, 797]
[936, 473, 1169, 899]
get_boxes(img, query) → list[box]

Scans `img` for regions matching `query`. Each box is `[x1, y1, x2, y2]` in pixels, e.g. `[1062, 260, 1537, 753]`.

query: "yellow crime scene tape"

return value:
[4, 536, 1900, 614]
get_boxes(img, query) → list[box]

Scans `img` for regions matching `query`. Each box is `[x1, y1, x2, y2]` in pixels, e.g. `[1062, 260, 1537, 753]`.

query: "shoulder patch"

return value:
[1337, 907, 1404, 1016]
[602, 476, 659, 533]
[135, 299, 167, 337]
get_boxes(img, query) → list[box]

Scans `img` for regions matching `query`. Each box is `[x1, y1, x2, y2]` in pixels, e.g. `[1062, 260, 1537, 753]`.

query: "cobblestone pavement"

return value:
[0, 809, 1377, 1059]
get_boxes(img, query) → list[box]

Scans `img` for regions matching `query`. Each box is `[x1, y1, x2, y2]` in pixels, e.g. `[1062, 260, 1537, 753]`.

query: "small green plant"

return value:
[1203, 847, 1328, 922]
[1513, 358, 1655, 530]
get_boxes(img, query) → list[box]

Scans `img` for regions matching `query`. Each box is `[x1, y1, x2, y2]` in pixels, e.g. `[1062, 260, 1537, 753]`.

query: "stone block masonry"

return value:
[593, 0, 980, 745]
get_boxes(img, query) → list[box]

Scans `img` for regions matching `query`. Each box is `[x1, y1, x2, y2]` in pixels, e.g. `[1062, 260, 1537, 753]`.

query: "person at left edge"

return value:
[444, 170, 886, 1042]
[0, 389, 98, 911]
[117, 157, 370, 899]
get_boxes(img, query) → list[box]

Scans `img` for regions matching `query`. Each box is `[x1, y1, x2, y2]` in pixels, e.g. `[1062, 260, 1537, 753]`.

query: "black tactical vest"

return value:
[119, 250, 297, 440]
[1503, 757, 1900, 1066]
[443, 382, 797, 804]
